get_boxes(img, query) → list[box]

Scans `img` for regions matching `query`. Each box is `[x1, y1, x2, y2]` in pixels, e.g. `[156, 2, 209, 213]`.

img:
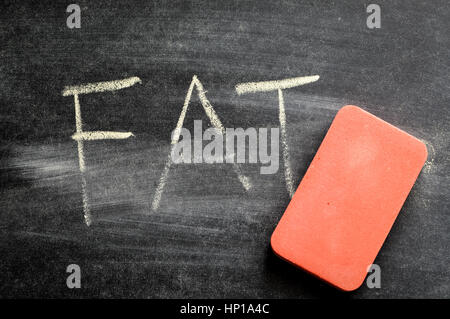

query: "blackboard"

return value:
[0, 0, 449, 298]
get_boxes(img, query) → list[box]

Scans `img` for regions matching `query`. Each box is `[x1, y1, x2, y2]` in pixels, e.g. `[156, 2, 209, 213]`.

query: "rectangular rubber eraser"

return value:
[271, 105, 428, 291]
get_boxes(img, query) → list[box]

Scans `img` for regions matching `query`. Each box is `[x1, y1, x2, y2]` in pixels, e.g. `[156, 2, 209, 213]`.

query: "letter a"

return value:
[366, 4, 381, 29]
[66, 4, 81, 29]
[366, 264, 381, 288]
[66, 264, 81, 289]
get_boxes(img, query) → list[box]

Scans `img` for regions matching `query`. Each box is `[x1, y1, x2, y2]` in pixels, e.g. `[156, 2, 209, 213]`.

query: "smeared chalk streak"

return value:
[419, 139, 435, 174]
[278, 89, 294, 198]
[235, 75, 320, 95]
[62, 76, 142, 96]
[151, 76, 252, 211]
[72, 131, 134, 141]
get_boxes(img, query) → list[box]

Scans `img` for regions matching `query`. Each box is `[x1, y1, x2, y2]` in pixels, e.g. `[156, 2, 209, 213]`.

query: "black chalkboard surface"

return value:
[0, 0, 448, 298]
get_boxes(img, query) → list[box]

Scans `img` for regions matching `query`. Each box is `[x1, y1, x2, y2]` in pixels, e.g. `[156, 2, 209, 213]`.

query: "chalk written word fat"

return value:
[63, 74, 320, 225]
[171, 121, 279, 174]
